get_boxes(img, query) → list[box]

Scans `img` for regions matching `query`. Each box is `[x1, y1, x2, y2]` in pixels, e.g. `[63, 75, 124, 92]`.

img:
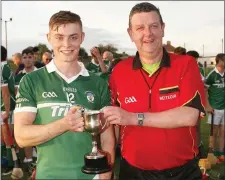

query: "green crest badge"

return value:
[85, 91, 95, 103]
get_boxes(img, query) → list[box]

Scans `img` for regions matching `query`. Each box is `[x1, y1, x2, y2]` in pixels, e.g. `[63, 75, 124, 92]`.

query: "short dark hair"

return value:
[174, 46, 186, 55]
[22, 47, 34, 56]
[49, 11, 83, 31]
[215, 53, 225, 64]
[129, 2, 164, 27]
[187, 50, 199, 59]
[1, 45, 7, 61]
[32, 46, 39, 53]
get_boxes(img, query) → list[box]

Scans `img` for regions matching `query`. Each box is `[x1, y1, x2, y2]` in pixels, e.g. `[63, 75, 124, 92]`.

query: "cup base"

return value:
[82, 154, 112, 174]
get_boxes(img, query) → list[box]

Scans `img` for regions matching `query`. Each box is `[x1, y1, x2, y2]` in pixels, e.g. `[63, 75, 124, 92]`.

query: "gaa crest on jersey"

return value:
[85, 91, 95, 103]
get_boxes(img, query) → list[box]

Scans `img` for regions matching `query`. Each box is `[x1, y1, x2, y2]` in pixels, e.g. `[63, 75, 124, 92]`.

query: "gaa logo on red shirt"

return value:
[125, 96, 137, 104]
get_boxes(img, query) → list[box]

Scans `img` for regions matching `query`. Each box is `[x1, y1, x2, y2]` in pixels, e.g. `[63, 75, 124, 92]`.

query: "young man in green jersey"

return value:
[15, 47, 38, 175]
[205, 53, 225, 162]
[14, 11, 115, 179]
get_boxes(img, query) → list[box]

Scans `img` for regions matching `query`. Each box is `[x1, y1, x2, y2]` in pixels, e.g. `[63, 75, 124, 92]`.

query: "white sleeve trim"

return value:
[14, 107, 37, 113]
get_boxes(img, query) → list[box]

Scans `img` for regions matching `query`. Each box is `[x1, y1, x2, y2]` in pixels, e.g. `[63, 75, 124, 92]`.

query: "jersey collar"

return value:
[22, 67, 38, 74]
[1, 61, 7, 66]
[46, 59, 89, 83]
[132, 47, 170, 70]
[214, 67, 224, 77]
[91, 59, 99, 66]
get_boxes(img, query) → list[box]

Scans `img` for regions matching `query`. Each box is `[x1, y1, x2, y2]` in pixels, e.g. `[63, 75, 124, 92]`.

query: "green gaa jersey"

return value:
[15, 67, 38, 88]
[14, 61, 111, 179]
[104, 60, 110, 67]
[205, 67, 225, 110]
[1, 61, 16, 111]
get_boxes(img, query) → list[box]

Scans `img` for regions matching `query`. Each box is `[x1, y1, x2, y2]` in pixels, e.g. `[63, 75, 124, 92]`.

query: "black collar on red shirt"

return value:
[132, 48, 170, 70]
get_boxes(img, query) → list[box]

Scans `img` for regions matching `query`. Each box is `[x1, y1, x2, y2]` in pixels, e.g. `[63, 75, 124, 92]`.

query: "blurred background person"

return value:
[42, 51, 52, 65]
[174, 46, 186, 55]
[86, 46, 108, 75]
[187, 50, 205, 80]
[102, 51, 114, 68]
[13, 53, 24, 76]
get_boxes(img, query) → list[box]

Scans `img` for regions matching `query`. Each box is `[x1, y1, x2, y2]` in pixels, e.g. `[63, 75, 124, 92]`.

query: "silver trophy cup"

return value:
[81, 109, 112, 174]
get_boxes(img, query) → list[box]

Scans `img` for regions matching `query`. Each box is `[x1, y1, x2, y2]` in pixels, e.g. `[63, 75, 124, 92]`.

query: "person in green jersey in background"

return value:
[15, 48, 38, 90]
[14, 11, 115, 179]
[1, 45, 22, 177]
[86, 47, 108, 76]
[205, 53, 225, 162]
[15, 47, 38, 175]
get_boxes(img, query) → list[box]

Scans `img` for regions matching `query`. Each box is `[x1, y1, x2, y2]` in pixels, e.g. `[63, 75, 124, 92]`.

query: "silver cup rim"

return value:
[84, 110, 102, 116]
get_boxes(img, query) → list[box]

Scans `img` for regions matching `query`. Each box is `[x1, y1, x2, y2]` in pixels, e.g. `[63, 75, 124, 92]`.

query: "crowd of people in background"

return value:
[1, 43, 224, 180]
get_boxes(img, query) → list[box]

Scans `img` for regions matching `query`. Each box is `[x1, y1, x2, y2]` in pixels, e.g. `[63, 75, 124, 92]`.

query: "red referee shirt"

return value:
[109, 48, 206, 170]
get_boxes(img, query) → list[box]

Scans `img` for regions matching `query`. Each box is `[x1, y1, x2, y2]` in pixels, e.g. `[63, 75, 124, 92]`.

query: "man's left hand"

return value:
[102, 106, 134, 126]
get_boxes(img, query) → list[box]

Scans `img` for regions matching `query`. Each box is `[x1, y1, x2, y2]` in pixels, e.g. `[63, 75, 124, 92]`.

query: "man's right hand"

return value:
[64, 106, 84, 132]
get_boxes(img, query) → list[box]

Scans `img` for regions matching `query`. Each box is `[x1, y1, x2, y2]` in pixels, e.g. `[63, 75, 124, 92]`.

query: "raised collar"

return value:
[91, 59, 99, 66]
[46, 59, 89, 84]
[214, 67, 224, 77]
[22, 67, 37, 74]
[132, 48, 170, 70]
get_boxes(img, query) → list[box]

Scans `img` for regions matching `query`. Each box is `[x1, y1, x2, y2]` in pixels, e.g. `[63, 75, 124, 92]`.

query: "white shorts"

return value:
[207, 109, 225, 125]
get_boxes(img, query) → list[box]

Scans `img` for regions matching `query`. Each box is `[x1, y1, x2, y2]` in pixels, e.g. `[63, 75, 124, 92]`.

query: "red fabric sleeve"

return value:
[178, 57, 206, 117]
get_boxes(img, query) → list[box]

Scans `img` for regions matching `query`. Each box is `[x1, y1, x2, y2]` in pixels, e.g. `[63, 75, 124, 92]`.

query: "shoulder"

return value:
[169, 54, 199, 76]
[15, 71, 24, 79]
[170, 53, 197, 67]
[206, 69, 216, 79]
[87, 72, 107, 85]
[20, 67, 47, 84]
[1, 61, 10, 71]
[34, 61, 44, 68]
[1, 61, 13, 77]
[111, 56, 134, 75]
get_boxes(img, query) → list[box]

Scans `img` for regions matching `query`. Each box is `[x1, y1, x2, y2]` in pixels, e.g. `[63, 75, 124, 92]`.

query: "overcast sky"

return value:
[1, 1, 224, 57]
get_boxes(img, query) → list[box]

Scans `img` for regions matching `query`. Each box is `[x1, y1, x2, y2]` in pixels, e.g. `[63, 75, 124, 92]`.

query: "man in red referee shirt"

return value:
[103, 2, 206, 180]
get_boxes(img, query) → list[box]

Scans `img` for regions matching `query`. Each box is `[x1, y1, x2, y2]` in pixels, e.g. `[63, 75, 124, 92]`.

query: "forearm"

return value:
[15, 118, 67, 147]
[130, 106, 199, 128]
[100, 126, 116, 179]
[2, 87, 11, 114]
[98, 57, 108, 73]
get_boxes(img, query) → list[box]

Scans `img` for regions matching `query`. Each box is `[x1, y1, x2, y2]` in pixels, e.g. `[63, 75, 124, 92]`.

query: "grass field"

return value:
[1, 117, 224, 180]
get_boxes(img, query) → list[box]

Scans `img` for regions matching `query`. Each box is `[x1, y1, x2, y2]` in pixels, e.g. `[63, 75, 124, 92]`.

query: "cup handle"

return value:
[100, 107, 108, 130]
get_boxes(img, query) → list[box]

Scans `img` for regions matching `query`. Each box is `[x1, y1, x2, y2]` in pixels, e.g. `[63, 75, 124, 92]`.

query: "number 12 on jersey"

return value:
[66, 92, 75, 104]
